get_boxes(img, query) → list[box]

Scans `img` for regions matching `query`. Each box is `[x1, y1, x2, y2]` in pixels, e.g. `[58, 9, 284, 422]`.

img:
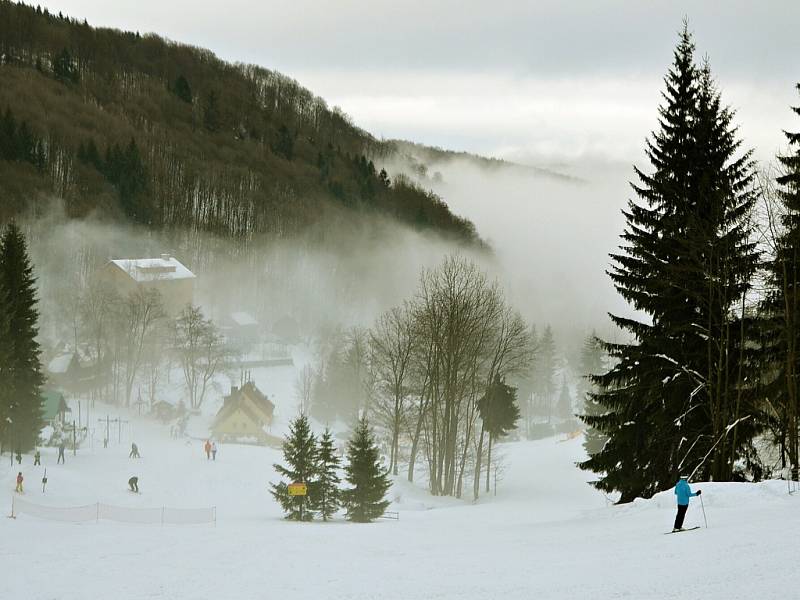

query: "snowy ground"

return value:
[2, 409, 799, 599]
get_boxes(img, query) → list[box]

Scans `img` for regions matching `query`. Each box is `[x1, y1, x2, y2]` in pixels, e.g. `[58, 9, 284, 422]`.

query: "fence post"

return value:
[10, 495, 15, 519]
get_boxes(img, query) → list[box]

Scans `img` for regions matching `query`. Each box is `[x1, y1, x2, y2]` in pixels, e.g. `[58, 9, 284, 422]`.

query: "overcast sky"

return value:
[43, 1, 800, 167]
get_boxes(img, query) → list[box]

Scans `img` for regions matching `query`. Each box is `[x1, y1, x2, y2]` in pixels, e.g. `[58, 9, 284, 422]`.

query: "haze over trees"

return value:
[0, 1, 478, 244]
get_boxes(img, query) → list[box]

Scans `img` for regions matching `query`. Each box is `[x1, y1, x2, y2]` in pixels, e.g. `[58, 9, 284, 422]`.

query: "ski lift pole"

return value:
[699, 493, 708, 528]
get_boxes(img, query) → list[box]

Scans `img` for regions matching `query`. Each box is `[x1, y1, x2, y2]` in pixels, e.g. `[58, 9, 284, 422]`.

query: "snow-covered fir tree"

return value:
[342, 417, 391, 522]
[580, 26, 759, 501]
[270, 414, 318, 521]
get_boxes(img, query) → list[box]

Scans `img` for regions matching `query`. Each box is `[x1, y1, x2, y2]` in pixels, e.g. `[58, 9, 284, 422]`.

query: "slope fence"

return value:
[9, 496, 216, 525]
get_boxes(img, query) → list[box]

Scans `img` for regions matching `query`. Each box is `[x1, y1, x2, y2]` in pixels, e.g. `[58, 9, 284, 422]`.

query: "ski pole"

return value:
[699, 493, 708, 528]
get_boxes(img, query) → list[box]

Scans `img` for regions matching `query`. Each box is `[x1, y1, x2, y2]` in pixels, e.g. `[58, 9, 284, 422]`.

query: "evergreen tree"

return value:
[270, 414, 318, 521]
[477, 376, 520, 493]
[202, 91, 221, 132]
[514, 325, 538, 438]
[102, 139, 150, 223]
[0, 223, 44, 453]
[759, 83, 800, 477]
[274, 124, 294, 161]
[173, 75, 192, 104]
[53, 47, 79, 83]
[578, 332, 607, 456]
[533, 325, 556, 420]
[342, 417, 390, 522]
[314, 428, 341, 521]
[0, 107, 15, 160]
[557, 375, 573, 421]
[580, 27, 758, 502]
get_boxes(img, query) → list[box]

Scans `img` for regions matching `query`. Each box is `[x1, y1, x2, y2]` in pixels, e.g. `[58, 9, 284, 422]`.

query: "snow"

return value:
[2, 411, 799, 598]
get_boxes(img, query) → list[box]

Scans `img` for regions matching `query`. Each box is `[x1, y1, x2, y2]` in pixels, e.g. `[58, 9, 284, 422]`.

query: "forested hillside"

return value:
[0, 1, 477, 242]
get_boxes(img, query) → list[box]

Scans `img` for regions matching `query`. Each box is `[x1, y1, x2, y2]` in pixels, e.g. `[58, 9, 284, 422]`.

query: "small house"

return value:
[152, 399, 175, 422]
[46, 352, 81, 384]
[100, 254, 195, 314]
[225, 311, 260, 346]
[41, 390, 70, 426]
[211, 381, 275, 444]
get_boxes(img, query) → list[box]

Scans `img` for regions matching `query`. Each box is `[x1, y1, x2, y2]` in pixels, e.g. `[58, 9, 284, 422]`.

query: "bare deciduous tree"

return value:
[175, 305, 229, 409]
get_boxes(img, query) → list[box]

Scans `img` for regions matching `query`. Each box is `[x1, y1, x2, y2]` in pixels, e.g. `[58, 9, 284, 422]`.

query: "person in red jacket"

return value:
[204, 439, 211, 460]
[15, 472, 23, 493]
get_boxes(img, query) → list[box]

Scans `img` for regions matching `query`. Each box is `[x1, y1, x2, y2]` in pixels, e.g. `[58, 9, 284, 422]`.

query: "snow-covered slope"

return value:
[1, 415, 797, 600]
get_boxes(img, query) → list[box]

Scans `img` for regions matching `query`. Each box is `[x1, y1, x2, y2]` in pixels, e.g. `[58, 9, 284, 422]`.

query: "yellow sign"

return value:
[288, 482, 307, 496]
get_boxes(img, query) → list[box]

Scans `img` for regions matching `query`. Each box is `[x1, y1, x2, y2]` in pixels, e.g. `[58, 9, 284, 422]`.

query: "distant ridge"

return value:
[0, 0, 479, 244]
[386, 139, 585, 184]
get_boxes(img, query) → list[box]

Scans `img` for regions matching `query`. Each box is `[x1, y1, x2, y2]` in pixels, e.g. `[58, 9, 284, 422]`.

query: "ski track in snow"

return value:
[1, 401, 798, 599]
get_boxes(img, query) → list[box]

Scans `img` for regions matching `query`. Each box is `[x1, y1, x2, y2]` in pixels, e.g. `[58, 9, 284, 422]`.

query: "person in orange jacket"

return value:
[15, 472, 23, 493]
[204, 439, 211, 460]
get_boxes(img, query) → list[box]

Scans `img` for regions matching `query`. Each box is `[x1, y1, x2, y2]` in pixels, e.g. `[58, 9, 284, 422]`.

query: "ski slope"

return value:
[1, 411, 798, 600]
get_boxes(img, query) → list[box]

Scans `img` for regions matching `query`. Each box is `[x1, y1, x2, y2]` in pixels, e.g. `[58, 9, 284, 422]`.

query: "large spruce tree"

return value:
[0, 222, 44, 453]
[759, 83, 800, 477]
[580, 27, 758, 501]
[342, 417, 391, 523]
[270, 414, 319, 521]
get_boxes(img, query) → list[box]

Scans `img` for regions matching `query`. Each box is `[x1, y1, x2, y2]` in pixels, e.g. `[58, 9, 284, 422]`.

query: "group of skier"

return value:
[204, 439, 218, 461]
[14, 438, 221, 496]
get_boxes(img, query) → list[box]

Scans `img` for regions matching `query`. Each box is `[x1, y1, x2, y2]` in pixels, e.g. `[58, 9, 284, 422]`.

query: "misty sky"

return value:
[42, 1, 800, 168]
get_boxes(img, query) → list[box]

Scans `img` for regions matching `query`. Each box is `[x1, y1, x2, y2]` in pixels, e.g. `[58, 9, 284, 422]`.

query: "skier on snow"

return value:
[129, 443, 140, 458]
[128, 476, 139, 493]
[57, 443, 65, 464]
[673, 475, 701, 532]
[33, 450, 41, 466]
[15, 472, 23, 493]
[204, 439, 211, 460]
[211, 441, 217, 461]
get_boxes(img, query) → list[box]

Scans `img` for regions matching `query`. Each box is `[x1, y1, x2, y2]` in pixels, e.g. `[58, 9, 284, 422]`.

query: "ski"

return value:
[664, 526, 701, 534]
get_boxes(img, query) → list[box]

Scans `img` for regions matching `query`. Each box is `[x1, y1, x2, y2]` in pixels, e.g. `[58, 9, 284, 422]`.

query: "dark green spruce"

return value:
[0, 222, 44, 453]
[342, 417, 391, 523]
[580, 27, 758, 502]
[477, 376, 520, 494]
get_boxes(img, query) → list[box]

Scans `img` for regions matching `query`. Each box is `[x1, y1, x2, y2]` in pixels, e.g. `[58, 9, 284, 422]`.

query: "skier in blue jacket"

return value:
[673, 476, 701, 532]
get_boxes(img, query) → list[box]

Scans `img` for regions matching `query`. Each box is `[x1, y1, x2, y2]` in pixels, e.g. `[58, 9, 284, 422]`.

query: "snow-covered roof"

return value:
[47, 353, 75, 374]
[230, 311, 258, 327]
[108, 256, 195, 283]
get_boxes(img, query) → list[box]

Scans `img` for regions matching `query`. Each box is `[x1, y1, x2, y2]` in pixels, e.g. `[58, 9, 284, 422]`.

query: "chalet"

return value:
[100, 254, 195, 314]
[152, 398, 183, 422]
[41, 390, 70, 426]
[224, 311, 260, 346]
[211, 381, 276, 444]
[46, 352, 81, 383]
